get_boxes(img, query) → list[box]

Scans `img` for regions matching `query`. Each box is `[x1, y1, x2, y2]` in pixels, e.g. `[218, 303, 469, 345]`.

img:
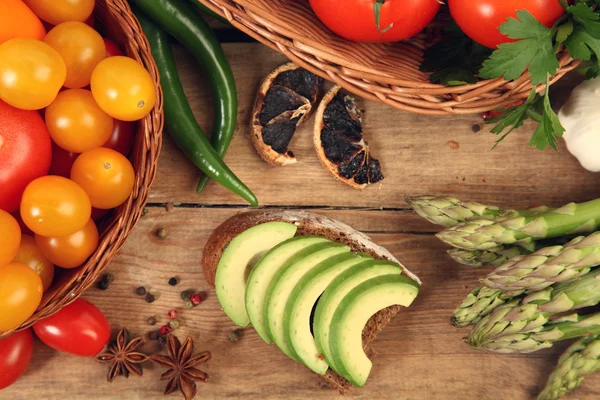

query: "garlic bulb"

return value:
[559, 78, 600, 172]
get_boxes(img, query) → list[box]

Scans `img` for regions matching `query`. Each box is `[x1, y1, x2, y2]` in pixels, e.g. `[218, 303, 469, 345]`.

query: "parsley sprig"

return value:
[481, 1, 600, 150]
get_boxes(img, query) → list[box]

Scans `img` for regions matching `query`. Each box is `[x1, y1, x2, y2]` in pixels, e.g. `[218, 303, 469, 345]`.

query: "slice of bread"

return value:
[202, 210, 420, 394]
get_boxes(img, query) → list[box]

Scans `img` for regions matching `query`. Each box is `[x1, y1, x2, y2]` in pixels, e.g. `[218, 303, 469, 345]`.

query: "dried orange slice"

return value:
[251, 63, 322, 166]
[314, 86, 384, 189]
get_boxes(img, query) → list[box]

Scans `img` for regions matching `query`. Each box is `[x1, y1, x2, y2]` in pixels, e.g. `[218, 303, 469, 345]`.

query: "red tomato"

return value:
[33, 298, 109, 356]
[0, 100, 52, 212]
[448, 0, 566, 49]
[48, 142, 79, 178]
[309, 0, 441, 42]
[0, 329, 34, 390]
[104, 38, 123, 57]
[103, 119, 135, 156]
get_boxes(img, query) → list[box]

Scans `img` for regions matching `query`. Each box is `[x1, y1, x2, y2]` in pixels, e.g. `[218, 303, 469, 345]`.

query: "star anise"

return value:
[150, 334, 211, 400]
[94, 328, 149, 382]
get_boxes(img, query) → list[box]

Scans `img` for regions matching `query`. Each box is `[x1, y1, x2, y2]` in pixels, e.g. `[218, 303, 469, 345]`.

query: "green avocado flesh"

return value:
[245, 236, 329, 343]
[330, 274, 420, 387]
[313, 260, 402, 371]
[284, 252, 370, 374]
[215, 222, 297, 327]
[265, 242, 350, 360]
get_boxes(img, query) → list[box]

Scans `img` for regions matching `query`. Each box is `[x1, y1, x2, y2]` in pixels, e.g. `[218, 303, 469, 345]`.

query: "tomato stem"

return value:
[373, 0, 393, 34]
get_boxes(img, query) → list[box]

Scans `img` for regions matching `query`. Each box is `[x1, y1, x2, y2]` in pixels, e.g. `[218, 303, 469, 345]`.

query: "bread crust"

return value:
[202, 211, 420, 393]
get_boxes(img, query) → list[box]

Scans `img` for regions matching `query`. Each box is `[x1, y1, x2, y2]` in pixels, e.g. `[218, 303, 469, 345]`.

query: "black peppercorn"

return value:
[145, 293, 155, 303]
[148, 331, 159, 341]
[157, 335, 168, 346]
[168, 277, 179, 286]
[180, 290, 191, 301]
[97, 279, 109, 291]
[135, 286, 146, 296]
[228, 329, 242, 343]
[147, 316, 157, 326]
[472, 124, 482, 133]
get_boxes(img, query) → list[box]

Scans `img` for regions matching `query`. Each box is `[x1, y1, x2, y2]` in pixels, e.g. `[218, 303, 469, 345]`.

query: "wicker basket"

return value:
[0, 0, 163, 338]
[199, 0, 581, 115]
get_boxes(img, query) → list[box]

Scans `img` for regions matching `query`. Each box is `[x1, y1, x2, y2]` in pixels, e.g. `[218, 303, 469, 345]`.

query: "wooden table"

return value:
[4, 36, 600, 400]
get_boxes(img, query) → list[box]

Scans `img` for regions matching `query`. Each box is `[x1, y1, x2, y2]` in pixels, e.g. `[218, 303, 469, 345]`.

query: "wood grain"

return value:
[3, 208, 600, 400]
[149, 43, 600, 209]
[3, 42, 600, 400]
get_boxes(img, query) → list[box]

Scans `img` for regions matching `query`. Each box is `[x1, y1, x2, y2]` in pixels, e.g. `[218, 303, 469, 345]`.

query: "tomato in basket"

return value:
[309, 0, 441, 43]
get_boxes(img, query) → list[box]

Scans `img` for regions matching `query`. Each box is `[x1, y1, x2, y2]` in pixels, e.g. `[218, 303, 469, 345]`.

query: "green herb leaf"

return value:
[556, 20, 574, 43]
[480, 10, 559, 85]
[529, 82, 564, 150]
[567, 3, 600, 38]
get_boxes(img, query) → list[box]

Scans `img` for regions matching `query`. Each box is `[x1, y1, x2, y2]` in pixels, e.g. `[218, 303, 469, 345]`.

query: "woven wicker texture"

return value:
[199, 0, 580, 115]
[0, 0, 164, 338]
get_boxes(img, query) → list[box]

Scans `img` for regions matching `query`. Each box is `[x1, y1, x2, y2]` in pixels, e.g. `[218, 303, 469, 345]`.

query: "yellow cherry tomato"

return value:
[44, 22, 106, 89]
[23, 0, 94, 25]
[0, 39, 66, 110]
[12, 235, 54, 291]
[46, 89, 113, 153]
[36, 219, 98, 269]
[0, 210, 21, 266]
[90, 56, 156, 121]
[0, 262, 43, 331]
[20, 176, 91, 237]
[71, 148, 135, 209]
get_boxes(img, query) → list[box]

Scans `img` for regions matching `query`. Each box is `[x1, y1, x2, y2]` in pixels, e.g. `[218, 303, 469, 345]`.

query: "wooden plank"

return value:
[149, 43, 600, 209]
[4, 208, 599, 400]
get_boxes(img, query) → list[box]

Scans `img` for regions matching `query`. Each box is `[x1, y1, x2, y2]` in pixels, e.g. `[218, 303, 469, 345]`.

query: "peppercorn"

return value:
[105, 273, 114, 283]
[190, 293, 202, 305]
[228, 329, 242, 343]
[160, 325, 172, 335]
[156, 227, 167, 239]
[472, 124, 482, 133]
[169, 318, 181, 330]
[180, 290, 191, 301]
[167, 309, 177, 320]
[157, 335, 168, 346]
[147, 316, 157, 326]
[145, 293, 155, 303]
[184, 300, 193, 309]
[148, 331, 159, 341]
[142, 208, 149, 216]
[97, 278, 109, 291]
[168, 277, 179, 286]
[135, 286, 146, 296]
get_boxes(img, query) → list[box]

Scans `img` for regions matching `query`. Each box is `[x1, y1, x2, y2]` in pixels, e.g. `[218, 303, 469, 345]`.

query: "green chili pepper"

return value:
[131, 0, 237, 193]
[188, 0, 230, 25]
[133, 7, 258, 206]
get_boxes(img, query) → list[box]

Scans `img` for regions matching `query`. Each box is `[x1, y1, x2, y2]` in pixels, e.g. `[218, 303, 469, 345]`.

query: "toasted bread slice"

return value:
[202, 211, 420, 394]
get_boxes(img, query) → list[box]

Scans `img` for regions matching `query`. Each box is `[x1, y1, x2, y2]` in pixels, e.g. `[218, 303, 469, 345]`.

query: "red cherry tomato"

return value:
[103, 119, 135, 156]
[0, 329, 34, 390]
[309, 0, 441, 42]
[49, 141, 79, 178]
[0, 100, 52, 212]
[103, 38, 123, 57]
[33, 298, 109, 356]
[91, 207, 110, 221]
[448, 0, 566, 49]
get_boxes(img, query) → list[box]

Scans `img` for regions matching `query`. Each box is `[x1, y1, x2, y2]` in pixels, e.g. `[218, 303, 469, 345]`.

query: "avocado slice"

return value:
[283, 252, 370, 374]
[265, 242, 350, 360]
[245, 236, 329, 343]
[313, 260, 402, 371]
[330, 274, 420, 387]
[215, 221, 297, 327]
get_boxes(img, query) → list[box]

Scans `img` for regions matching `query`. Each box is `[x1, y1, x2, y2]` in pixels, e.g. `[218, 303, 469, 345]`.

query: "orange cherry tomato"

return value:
[45, 89, 113, 153]
[23, 0, 94, 25]
[71, 148, 135, 209]
[0, 262, 43, 331]
[103, 38, 123, 57]
[20, 176, 91, 237]
[0, 210, 21, 266]
[44, 22, 106, 89]
[36, 219, 98, 269]
[0, 0, 45, 44]
[103, 119, 135, 156]
[0, 39, 66, 110]
[12, 235, 54, 291]
[91, 56, 157, 121]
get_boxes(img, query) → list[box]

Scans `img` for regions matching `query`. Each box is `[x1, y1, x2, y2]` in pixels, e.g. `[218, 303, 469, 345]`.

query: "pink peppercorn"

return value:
[190, 293, 202, 305]
[160, 324, 172, 335]
[167, 309, 177, 320]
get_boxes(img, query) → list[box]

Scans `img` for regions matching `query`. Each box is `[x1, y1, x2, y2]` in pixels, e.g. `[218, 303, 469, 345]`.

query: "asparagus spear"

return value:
[448, 245, 534, 267]
[468, 268, 600, 352]
[451, 286, 523, 328]
[406, 195, 550, 228]
[437, 199, 600, 250]
[538, 334, 600, 400]
[481, 233, 600, 292]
